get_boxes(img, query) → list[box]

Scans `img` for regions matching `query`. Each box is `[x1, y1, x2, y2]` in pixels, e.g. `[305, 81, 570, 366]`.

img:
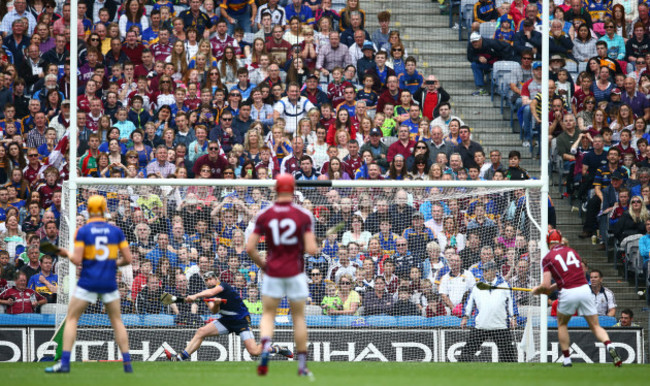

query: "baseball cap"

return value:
[362, 41, 375, 51]
[306, 74, 319, 82]
[370, 128, 382, 136]
[412, 212, 424, 219]
[611, 88, 622, 95]
[483, 261, 497, 271]
[532, 62, 542, 69]
[470, 32, 482, 42]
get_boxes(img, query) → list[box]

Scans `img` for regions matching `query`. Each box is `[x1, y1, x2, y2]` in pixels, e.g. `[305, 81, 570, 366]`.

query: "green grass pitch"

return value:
[3, 362, 646, 386]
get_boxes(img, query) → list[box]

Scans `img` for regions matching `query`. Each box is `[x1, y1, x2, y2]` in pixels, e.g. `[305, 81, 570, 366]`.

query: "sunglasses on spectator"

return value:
[340, 281, 351, 285]
[311, 271, 321, 275]
[416, 146, 427, 149]
[222, 117, 233, 121]
[638, 61, 646, 64]
[397, 243, 406, 246]
[224, 171, 234, 175]
[90, 38, 99, 42]
[28, 154, 39, 158]
[392, 48, 402, 52]
[632, 200, 642, 204]
[161, 80, 171, 84]
[128, 155, 138, 159]
[605, 25, 615, 29]
[209, 147, 219, 150]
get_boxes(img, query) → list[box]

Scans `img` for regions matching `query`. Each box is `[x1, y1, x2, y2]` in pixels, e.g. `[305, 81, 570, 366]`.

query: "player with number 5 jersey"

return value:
[533, 229, 622, 368]
[46, 195, 133, 374]
[247, 174, 318, 378]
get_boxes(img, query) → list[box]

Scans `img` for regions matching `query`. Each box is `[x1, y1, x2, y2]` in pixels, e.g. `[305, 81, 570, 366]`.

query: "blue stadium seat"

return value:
[0, 314, 55, 325]
[365, 315, 397, 327]
[143, 314, 175, 326]
[333, 316, 365, 327]
[599, 316, 617, 328]
[396, 315, 428, 327]
[79, 314, 111, 326]
[547, 316, 590, 327]
[422, 316, 463, 327]
[122, 314, 144, 327]
[305, 315, 332, 327]
[250, 314, 262, 327]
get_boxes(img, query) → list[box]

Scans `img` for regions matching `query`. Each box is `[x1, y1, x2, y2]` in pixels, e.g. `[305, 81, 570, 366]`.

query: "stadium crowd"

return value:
[469, 0, 650, 303]
[0, 0, 632, 324]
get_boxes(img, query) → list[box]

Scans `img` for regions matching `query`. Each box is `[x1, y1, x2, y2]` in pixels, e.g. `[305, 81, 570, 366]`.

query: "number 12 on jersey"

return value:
[269, 218, 298, 245]
[554, 251, 580, 272]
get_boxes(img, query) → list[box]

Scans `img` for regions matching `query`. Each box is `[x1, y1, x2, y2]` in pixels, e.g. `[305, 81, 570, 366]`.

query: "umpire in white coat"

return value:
[459, 261, 517, 362]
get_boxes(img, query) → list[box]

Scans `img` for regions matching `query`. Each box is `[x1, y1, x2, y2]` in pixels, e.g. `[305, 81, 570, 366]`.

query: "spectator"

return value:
[614, 308, 640, 327]
[0, 271, 46, 314]
[26, 254, 57, 303]
[135, 273, 164, 314]
[327, 273, 360, 315]
[363, 276, 393, 315]
[244, 284, 263, 315]
[573, 24, 598, 63]
[589, 269, 617, 316]
[390, 285, 419, 316]
[308, 268, 326, 305]
[320, 281, 342, 315]
[0, 250, 15, 280]
[612, 195, 649, 242]
[328, 245, 359, 283]
[391, 236, 419, 280]
[18, 245, 41, 282]
[468, 32, 516, 96]
[439, 254, 476, 316]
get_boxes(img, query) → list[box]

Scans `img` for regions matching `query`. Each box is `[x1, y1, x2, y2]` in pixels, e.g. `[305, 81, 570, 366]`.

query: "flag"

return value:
[38, 129, 69, 178]
[52, 317, 67, 361]
[518, 306, 537, 362]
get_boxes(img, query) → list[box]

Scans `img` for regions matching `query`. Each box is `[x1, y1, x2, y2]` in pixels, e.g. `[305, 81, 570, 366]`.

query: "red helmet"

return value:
[275, 173, 295, 194]
[547, 229, 563, 244]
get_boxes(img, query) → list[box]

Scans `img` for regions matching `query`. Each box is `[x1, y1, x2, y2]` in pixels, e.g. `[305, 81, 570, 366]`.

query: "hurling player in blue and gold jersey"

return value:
[46, 195, 133, 374]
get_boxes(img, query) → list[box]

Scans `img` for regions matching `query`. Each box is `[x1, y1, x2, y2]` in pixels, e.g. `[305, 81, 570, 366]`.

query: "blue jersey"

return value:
[215, 281, 250, 321]
[75, 218, 128, 293]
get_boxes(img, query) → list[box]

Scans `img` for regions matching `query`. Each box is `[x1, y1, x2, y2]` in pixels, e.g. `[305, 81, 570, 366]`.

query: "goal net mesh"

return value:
[55, 181, 542, 363]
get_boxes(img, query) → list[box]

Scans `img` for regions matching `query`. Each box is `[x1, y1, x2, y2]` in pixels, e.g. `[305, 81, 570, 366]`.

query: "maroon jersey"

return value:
[0, 286, 45, 314]
[253, 202, 314, 278]
[541, 245, 588, 290]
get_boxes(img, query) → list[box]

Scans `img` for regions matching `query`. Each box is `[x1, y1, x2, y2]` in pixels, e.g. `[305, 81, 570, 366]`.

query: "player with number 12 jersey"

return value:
[247, 174, 317, 378]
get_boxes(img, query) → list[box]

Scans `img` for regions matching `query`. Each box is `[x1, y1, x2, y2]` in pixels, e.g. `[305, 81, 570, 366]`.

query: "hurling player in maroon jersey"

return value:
[533, 229, 622, 367]
[247, 174, 317, 377]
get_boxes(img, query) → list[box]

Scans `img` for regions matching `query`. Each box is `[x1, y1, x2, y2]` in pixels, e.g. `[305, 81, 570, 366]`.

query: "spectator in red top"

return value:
[134, 49, 155, 78]
[220, 255, 240, 284]
[192, 141, 230, 178]
[413, 74, 450, 120]
[0, 271, 46, 314]
[387, 125, 416, 162]
[376, 75, 402, 113]
[121, 29, 145, 66]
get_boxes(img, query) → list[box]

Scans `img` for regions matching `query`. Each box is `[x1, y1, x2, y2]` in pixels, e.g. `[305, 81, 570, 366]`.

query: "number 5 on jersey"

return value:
[554, 251, 580, 272]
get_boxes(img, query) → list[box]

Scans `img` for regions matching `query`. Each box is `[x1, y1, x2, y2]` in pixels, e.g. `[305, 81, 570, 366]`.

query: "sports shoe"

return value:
[522, 141, 530, 149]
[45, 362, 69, 373]
[257, 350, 270, 376]
[472, 88, 488, 96]
[124, 363, 133, 373]
[164, 349, 180, 361]
[298, 368, 315, 379]
[273, 345, 294, 358]
[562, 362, 572, 367]
[608, 346, 622, 367]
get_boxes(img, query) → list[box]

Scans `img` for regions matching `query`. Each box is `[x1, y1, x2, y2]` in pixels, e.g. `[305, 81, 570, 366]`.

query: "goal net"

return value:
[53, 180, 544, 363]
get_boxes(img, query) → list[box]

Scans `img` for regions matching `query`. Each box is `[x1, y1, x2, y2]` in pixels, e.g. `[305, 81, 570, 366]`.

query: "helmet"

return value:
[275, 173, 295, 194]
[547, 229, 562, 245]
[87, 195, 107, 217]
[203, 271, 218, 281]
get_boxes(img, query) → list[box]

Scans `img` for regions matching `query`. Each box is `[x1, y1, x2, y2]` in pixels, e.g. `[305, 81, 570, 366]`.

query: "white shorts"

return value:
[73, 286, 120, 304]
[261, 272, 309, 301]
[557, 284, 597, 316]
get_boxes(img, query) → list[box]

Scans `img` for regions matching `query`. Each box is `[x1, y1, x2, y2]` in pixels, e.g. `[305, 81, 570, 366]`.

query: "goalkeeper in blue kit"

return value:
[165, 272, 293, 361]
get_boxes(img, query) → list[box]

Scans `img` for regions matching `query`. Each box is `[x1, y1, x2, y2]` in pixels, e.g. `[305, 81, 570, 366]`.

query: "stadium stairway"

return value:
[365, 0, 539, 174]
[366, 1, 648, 326]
